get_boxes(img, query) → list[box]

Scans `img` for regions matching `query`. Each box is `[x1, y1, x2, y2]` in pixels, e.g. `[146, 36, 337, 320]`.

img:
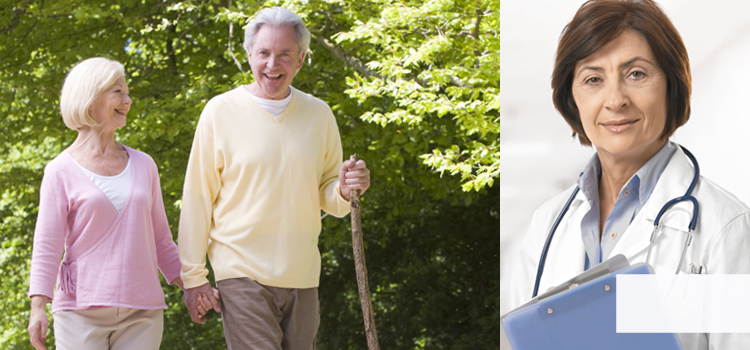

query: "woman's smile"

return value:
[599, 118, 639, 133]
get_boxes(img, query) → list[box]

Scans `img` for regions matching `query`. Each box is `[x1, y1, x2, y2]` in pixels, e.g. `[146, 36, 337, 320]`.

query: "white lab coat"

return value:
[508, 144, 750, 349]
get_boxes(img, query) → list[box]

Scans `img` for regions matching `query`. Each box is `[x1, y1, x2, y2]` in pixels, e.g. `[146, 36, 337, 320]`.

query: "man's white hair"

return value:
[243, 7, 311, 56]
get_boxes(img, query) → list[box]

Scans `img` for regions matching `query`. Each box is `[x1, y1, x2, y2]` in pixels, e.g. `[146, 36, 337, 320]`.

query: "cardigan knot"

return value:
[60, 261, 75, 294]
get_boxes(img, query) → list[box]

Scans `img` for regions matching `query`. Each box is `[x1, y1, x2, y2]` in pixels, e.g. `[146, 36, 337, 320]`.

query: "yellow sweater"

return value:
[178, 86, 350, 289]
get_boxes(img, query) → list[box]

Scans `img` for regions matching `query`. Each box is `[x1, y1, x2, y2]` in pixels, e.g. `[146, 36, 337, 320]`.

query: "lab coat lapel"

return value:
[610, 146, 695, 263]
[541, 192, 588, 290]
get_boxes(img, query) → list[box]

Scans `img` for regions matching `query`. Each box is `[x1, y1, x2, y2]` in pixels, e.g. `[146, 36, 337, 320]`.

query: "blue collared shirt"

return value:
[577, 142, 677, 269]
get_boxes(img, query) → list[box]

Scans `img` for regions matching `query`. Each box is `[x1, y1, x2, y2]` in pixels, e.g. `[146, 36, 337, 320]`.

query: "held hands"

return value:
[195, 289, 220, 321]
[27, 295, 49, 350]
[339, 158, 371, 201]
[182, 283, 221, 324]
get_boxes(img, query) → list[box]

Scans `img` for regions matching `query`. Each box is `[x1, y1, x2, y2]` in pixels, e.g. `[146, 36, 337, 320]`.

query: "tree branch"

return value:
[313, 34, 384, 81]
[472, 1, 484, 69]
[313, 34, 470, 89]
[227, 0, 245, 73]
[0, 0, 35, 35]
[0, 20, 37, 63]
[228, 26, 245, 72]
[0, 9, 22, 36]
[166, 24, 179, 75]
[0, 0, 38, 62]
[139, 18, 211, 82]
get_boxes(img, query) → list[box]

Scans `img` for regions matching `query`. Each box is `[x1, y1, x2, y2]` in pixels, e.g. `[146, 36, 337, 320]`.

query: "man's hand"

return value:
[27, 295, 49, 350]
[183, 283, 221, 323]
[196, 288, 221, 320]
[339, 157, 371, 201]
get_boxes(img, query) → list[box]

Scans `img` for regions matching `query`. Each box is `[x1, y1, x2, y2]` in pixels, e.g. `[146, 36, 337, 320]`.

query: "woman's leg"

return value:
[53, 308, 116, 349]
[109, 308, 164, 350]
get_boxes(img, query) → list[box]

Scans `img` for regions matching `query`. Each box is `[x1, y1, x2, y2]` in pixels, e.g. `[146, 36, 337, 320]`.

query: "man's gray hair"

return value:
[243, 7, 311, 55]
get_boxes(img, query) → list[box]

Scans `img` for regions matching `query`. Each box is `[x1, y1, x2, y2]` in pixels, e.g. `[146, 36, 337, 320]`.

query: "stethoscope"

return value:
[531, 145, 700, 298]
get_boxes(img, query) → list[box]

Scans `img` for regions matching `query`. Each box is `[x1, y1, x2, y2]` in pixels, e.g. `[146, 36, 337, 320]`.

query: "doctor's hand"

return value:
[339, 157, 371, 201]
[183, 283, 221, 324]
[27, 295, 49, 350]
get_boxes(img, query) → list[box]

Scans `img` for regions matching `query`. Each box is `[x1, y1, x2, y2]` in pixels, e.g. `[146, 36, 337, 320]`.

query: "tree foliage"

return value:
[0, 0, 498, 348]
[332, 0, 500, 192]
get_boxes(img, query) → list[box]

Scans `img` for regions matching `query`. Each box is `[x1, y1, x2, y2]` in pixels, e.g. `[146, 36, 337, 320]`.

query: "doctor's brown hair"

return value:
[551, 0, 691, 146]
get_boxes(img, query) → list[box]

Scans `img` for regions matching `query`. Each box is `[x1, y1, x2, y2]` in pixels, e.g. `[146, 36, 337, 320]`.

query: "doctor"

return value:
[509, 0, 750, 348]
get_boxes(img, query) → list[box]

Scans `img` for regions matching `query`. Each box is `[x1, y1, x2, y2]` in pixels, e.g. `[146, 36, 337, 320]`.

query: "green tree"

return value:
[330, 0, 500, 192]
[0, 0, 498, 348]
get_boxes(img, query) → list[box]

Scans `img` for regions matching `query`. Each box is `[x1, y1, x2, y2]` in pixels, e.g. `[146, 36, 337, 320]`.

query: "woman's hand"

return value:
[173, 276, 185, 290]
[27, 295, 49, 350]
[196, 288, 221, 320]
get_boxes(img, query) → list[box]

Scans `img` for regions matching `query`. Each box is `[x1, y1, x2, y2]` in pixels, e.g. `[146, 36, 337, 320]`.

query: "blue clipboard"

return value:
[501, 254, 683, 350]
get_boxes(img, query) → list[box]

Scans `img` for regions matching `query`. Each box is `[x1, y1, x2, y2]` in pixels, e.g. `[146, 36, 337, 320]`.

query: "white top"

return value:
[245, 87, 293, 116]
[73, 157, 132, 212]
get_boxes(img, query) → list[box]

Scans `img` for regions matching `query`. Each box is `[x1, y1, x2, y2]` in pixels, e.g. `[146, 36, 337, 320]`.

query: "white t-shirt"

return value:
[74, 158, 132, 212]
[245, 87, 293, 116]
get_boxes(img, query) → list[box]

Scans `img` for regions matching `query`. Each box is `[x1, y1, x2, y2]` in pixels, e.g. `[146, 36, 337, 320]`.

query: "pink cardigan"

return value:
[28, 146, 181, 313]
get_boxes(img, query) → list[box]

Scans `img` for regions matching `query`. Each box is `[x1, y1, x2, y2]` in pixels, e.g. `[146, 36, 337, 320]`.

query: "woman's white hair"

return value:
[60, 57, 125, 130]
[243, 7, 311, 56]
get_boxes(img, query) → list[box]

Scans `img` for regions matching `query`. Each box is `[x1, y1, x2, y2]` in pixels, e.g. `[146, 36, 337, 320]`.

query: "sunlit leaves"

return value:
[334, 0, 499, 192]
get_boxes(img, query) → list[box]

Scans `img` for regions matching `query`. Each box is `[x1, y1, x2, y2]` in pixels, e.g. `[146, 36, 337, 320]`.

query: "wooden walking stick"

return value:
[349, 154, 381, 350]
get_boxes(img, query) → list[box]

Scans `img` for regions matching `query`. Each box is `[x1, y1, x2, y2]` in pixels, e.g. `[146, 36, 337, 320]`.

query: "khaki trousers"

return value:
[217, 277, 319, 350]
[53, 307, 163, 350]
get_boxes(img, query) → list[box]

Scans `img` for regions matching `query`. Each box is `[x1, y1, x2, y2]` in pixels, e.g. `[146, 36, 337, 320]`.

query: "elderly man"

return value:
[178, 6, 371, 349]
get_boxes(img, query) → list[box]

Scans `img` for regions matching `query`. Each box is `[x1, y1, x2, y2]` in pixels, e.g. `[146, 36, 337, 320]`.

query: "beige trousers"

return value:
[217, 277, 319, 350]
[53, 307, 163, 350]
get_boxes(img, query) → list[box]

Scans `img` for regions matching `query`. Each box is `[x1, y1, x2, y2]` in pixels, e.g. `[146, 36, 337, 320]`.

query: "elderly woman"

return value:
[509, 0, 750, 348]
[25, 57, 213, 350]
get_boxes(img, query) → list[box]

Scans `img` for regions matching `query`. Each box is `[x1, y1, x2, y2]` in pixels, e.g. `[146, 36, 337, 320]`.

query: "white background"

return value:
[500, 0, 750, 325]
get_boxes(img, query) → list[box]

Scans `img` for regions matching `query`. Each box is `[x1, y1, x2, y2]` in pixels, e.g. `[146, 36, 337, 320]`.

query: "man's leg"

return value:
[280, 287, 319, 350]
[217, 277, 320, 350]
[218, 277, 285, 350]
